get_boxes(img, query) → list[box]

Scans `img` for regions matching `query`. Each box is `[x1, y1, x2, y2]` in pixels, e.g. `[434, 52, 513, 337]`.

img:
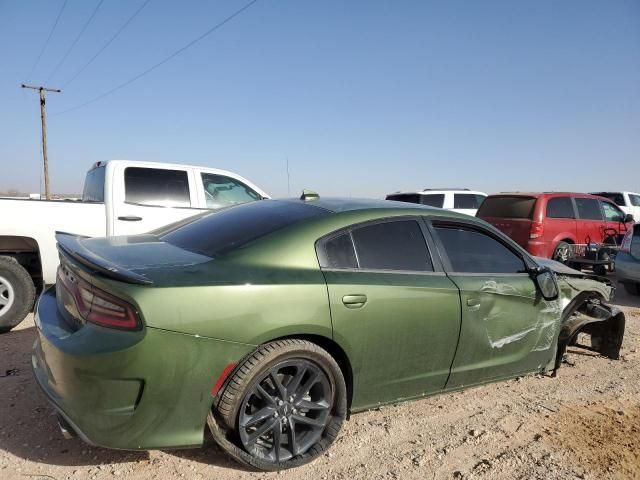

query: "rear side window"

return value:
[125, 167, 191, 207]
[82, 166, 105, 202]
[160, 200, 328, 257]
[351, 220, 433, 271]
[575, 198, 602, 220]
[434, 226, 525, 274]
[630, 194, 640, 207]
[594, 192, 625, 206]
[476, 196, 536, 219]
[546, 197, 575, 219]
[420, 194, 445, 208]
[454, 194, 484, 209]
[601, 201, 625, 222]
[323, 233, 358, 269]
[386, 193, 420, 204]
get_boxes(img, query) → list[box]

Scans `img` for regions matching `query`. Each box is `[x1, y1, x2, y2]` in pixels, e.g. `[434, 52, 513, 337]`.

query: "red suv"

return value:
[476, 192, 634, 261]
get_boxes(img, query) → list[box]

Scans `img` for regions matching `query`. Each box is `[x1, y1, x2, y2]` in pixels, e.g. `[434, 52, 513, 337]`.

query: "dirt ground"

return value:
[1, 280, 639, 480]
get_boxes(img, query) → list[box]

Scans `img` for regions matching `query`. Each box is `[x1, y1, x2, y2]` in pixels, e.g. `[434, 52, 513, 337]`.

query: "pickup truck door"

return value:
[111, 165, 204, 235]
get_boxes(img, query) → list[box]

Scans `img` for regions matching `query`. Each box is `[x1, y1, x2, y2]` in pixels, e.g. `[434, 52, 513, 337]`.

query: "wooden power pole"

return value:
[21, 84, 61, 200]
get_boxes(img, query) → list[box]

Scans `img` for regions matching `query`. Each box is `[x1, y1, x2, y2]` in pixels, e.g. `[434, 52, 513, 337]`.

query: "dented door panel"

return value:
[445, 273, 560, 388]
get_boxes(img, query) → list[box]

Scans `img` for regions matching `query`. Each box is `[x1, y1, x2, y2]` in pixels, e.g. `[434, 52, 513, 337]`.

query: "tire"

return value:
[623, 283, 640, 296]
[0, 256, 36, 333]
[593, 264, 607, 276]
[210, 339, 347, 471]
[552, 241, 572, 264]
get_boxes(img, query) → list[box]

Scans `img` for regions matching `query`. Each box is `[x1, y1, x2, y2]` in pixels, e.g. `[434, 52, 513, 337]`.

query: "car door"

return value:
[574, 197, 606, 244]
[112, 166, 202, 235]
[600, 200, 630, 242]
[319, 218, 462, 409]
[429, 221, 559, 388]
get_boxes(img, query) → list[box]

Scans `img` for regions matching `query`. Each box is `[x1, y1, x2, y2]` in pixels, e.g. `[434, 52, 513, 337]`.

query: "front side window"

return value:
[454, 194, 484, 209]
[124, 167, 190, 207]
[351, 220, 433, 271]
[434, 226, 525, 274]
[420, 194, 445, 208]
[630, 194, 640, 207]
[575, 198, 602, 220]
[546, 197, 575, 219]
[201, 173, 261, 209]
[601, 201, 625, 222]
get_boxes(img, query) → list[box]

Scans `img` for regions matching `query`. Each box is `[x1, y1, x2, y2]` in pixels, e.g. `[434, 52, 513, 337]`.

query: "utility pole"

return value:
[21, 84, 61, 200]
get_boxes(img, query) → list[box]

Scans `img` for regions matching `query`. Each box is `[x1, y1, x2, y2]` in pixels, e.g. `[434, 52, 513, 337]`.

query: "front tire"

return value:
[211, 339, 347, 471]
[0, 256, 36, 333]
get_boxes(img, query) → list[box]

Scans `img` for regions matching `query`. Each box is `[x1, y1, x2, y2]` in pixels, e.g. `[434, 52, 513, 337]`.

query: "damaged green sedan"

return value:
[32, 197, 625, 471]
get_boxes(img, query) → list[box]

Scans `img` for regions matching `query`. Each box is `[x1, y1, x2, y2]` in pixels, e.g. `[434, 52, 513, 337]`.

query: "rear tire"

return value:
[623, 283, 640, 296]
[211, 339, 347, 471]
[553, 241, 572, 264]
[0, 256, 36, 333]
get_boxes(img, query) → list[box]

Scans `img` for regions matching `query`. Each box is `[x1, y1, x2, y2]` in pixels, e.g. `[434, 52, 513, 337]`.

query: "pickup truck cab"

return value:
[0, 160, 269, 331]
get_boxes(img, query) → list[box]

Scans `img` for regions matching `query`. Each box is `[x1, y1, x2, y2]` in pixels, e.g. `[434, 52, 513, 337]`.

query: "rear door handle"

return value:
[466, 298, 481, 309]
[342, 294, 367, 309]
[118, 216, 143, 222]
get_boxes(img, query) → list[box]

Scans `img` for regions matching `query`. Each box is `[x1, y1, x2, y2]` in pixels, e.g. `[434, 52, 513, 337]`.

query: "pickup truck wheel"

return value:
[210, 339, 347, 471]
[0, 256, 36, 333]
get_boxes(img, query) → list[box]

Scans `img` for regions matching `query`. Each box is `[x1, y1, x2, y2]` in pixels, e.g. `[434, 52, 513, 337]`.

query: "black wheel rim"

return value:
[238, 359, 332, 463]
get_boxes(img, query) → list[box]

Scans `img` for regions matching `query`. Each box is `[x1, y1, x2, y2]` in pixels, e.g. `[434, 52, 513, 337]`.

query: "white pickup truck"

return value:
[0, 160, 269, 331]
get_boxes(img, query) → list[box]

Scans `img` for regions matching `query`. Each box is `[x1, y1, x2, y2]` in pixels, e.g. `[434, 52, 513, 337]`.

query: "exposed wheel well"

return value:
[272, 334, 354, 415]
[0, 236, 43, 294]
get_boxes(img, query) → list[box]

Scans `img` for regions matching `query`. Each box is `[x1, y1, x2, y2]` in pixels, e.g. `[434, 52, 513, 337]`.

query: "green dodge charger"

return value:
[32, 196, 625, 470]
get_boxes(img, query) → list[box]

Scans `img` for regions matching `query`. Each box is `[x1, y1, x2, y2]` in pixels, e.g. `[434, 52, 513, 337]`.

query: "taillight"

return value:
[620, 229, 633, 253]
[530, 221, 544, 239]
[57, 266, 141, 331]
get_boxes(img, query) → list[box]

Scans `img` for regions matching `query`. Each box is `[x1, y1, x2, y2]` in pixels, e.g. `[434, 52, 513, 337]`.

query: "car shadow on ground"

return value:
[0, 325, 243, 470]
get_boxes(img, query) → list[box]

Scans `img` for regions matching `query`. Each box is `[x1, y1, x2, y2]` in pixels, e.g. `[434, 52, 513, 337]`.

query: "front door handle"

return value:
[118, 215, 143, 222]
[342, 294, 367, 309]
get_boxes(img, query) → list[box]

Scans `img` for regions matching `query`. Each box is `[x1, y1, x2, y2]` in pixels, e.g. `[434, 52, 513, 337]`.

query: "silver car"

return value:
[617, 223, 640, 295]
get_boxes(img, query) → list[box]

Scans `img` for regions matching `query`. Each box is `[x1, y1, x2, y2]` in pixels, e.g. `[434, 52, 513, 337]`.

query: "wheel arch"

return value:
[268, 333, 354, 414]
[0, 235, 43, 292]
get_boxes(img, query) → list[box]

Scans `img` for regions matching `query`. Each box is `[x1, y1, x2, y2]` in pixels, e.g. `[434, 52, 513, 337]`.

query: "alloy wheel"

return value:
[0, 276, 15, 317]
[238, 359, 332, 463]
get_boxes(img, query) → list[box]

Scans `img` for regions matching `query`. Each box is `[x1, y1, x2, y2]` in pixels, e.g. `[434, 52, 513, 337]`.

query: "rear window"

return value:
[454, 193, 485, 209]
[546, 197, 575, 219]
[160, 200, 328, 257]
[575, 198, 602, 220]
[125, 167, 191, 207]
[82, 166, 105, 202]
[476, 196, 536, 219]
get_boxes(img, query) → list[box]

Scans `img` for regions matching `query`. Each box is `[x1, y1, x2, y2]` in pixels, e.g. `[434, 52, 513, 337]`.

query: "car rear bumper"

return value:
[616, 252, 640, 284]
[32, 286, 254, 450]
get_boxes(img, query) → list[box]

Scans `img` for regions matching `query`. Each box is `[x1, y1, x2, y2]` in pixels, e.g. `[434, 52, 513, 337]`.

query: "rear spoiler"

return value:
[55, 232, 153, 285]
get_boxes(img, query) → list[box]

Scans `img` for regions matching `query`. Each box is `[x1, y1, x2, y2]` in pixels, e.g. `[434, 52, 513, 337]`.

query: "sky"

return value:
[0, 0, 638, 198]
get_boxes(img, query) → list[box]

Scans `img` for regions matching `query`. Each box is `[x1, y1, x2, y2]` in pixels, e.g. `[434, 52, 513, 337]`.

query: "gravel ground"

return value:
[1, 280, 639, 480]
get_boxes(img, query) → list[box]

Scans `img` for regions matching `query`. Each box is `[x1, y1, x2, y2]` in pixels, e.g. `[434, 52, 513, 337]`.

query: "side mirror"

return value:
[624, 213, 634, 223]
[534, 269, 559, 300]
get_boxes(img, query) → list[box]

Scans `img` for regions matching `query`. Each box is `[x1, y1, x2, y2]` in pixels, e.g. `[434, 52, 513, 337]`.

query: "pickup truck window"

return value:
[201, 173, 261, 208]
[82, 166, 105, 202]
[125, 167, 191, 207]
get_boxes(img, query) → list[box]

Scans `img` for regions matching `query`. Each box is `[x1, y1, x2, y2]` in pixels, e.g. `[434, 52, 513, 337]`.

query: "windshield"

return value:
[477, 196, 536, 219]
[159, 200, 329, 257]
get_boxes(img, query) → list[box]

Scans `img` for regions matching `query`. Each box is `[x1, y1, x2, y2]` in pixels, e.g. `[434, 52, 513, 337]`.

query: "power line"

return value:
[52, 0, 260, 117]
[26, 0, 68, 81]
[61, 0, 154, 89]
[45, 0, 105, 84]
